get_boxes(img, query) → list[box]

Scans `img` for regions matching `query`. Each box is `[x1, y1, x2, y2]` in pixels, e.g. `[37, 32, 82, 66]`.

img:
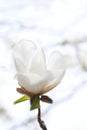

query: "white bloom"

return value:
[13, 40, 65, 95]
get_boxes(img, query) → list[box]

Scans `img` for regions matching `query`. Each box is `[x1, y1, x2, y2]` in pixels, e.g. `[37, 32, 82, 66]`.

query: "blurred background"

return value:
[0, 0, 87, 130]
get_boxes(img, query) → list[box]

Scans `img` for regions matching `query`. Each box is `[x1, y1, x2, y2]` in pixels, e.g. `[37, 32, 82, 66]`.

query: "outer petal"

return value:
[13, 55, 26, 73]
[16, 71, 52, 94]
[47, 51, 66, 86]
[47, 51, 65, 70]
[29, 48, 46, 74]
[40, 80, 60, 94]
[13, 40, 36, 68]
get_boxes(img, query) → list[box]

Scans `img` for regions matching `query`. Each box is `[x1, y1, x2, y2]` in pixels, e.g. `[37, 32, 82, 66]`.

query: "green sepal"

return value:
[30, 95, 40, 111]
[40, 95, 53, 104]
[14, 95, 30, 105]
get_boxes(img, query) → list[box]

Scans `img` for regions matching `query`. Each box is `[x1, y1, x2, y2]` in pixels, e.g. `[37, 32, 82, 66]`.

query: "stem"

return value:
[37, 108, 47, 130]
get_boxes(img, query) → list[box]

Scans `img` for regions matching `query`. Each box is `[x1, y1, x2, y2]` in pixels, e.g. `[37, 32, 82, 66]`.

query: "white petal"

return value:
[13, 40, 36, 67]
[39, 51, 66, 94]
[47, 51, 66, 83]
[40, 80, 60, 94]
[13, 55, 26, 73]
[47, 51, 65, 70]
[29, 48, 46, 74]
[16, 71, 51, 94]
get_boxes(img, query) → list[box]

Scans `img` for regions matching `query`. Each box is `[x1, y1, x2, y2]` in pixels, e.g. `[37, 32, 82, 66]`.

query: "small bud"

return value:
[40, 95, 53, 104]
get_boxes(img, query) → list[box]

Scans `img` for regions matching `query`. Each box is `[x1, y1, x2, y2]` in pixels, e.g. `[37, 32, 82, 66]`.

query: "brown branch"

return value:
[37, 108, 47, 130]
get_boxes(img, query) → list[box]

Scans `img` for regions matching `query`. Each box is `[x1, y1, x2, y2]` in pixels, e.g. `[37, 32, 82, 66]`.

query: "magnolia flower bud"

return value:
[13, 40, 66, 96]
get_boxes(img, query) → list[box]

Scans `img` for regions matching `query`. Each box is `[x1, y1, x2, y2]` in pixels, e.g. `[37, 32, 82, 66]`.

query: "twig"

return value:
[37, 108, 47, 130]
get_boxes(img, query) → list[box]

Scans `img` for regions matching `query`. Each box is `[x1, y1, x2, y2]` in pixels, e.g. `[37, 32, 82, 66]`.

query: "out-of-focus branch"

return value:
[61, 36, 87, 70]
[62, 36, 87, 45]
[0, 105, 11, 121]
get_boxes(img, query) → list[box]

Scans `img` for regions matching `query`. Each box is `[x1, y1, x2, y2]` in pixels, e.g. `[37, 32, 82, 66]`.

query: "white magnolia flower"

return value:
[13, 40, 65, 96]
